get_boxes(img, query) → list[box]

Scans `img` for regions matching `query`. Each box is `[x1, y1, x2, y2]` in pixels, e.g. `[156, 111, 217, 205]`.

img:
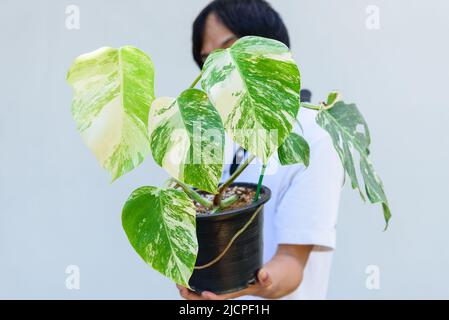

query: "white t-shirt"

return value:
[223, 107, 344, 300]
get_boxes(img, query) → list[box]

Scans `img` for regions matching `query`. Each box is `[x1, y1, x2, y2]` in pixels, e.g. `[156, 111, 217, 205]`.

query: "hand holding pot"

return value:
[177, 244, 312, 300]
[177, 268, 273, 300]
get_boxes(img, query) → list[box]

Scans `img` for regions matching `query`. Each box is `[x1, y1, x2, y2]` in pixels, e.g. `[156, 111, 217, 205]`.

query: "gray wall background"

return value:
[1, 0, 448, 299]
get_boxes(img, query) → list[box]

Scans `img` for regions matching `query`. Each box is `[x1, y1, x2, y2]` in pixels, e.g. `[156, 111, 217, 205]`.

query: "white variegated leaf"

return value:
[316, 99, 391, 228]
[278, 132, 310, 166]
[122, 186, 198, 287]
[148, 89, 224, 193]
[201, 36, 301, 163]
[67, 46, 155, 181]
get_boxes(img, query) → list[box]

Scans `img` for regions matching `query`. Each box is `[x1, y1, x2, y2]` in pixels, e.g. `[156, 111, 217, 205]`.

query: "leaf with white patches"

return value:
[148, 89, 224, 193]
[316, 99, 391, 228]
[278, 132, 310, 166]
[122, 186, 198, 287]
[201, 36, 301, 163]
[67, 46, 155, 181]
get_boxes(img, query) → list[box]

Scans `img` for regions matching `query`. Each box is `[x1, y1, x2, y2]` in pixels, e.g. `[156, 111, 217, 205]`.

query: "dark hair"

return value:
[192, 0, 290, 68]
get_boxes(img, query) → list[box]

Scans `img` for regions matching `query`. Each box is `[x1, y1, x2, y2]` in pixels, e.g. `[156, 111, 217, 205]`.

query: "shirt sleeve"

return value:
[274, 134, 344, 251]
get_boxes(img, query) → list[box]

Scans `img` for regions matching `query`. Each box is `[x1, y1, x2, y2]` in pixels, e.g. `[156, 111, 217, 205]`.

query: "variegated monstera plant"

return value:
[67, 36, 391, 287]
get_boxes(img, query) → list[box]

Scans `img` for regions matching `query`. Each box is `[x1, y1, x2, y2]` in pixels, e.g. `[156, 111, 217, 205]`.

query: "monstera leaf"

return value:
[67, 46, 155, 181]
[148, 89, 224, 193]
[278, 132, 310, 166]
[122, 186, 198, 287]
[201, 36, 301, 163]
[316, 100, 391, 228]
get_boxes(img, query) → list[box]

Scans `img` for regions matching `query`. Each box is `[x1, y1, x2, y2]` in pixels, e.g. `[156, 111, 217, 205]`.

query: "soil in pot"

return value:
[188, 183, 271, 295]
[193, 185, 256, 213]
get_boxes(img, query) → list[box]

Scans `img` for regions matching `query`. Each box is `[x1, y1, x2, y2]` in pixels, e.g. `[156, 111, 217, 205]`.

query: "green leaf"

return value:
[278, 132, 310, 166]
[67, 46, 155, 181]
[148, 89, 224, 193]
[122, 186, 198, 287]
[201, 36, 301, 163]
[325, 91, 341, 107]
[316, 101, 391, 228]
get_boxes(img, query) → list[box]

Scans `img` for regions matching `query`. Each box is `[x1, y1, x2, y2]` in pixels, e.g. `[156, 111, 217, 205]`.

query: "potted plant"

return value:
[67, 36, 391, 294]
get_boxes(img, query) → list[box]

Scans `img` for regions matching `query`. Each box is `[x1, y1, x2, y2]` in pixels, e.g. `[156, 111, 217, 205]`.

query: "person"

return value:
[177, 0, 344, 300]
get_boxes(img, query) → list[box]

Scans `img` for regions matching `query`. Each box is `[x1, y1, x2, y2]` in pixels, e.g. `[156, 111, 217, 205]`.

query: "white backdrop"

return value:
[1, 0, 448, 299]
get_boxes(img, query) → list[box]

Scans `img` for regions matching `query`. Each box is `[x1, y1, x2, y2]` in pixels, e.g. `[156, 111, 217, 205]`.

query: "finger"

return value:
[178, 286, 205, 300]
[257, 268, 273, 288]
[204, 287, 253, 300]
[201, 291, 223, 300]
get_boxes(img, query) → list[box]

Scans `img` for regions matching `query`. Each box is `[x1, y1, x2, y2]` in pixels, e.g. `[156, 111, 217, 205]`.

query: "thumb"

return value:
[257, 268, 273, 287]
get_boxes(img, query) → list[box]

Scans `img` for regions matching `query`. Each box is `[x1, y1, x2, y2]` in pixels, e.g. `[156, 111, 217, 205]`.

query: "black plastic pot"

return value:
[188, 182, 271, 294]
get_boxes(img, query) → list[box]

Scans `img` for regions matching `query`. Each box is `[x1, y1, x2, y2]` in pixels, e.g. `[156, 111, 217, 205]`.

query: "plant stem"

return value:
[220, 194, 239, 208]
[210, 194, 240, 214]
[254, 163, 267, 202]
[300, 102, 321, 111]
[189, 72, 203, 89]
[213, 154, 257, 206]
[301, 99, 338, 111]
[173, 178, 213, 208]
